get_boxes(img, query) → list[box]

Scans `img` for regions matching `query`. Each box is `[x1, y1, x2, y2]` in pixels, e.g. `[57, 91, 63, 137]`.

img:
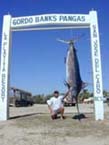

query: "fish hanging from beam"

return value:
[57, 36, 86, 120]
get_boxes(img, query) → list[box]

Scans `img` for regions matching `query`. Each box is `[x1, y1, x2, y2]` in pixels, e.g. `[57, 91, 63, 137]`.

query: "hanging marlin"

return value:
[58, 37, 86, 119]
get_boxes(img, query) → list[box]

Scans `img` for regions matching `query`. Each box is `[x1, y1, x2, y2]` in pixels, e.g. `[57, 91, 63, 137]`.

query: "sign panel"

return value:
[0, 15, 11, 120]
[11, 14, 90, 28]
[90, 11, 104, 120]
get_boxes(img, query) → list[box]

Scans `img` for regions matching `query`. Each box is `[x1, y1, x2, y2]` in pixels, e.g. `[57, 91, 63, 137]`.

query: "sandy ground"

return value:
[0, 104, 109, 145]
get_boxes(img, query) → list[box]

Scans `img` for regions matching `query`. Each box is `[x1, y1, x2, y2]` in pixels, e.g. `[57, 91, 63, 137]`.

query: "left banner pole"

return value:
[0, 15, 11, 121]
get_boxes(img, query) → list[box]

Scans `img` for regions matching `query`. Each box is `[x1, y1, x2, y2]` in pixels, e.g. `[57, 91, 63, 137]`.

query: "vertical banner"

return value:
[90, 11, 104, 120]
[0, 15, 11, 120]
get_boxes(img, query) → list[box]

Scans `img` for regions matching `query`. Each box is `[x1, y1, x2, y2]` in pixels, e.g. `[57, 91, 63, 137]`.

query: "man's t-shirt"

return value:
[47, 96, 64, 111]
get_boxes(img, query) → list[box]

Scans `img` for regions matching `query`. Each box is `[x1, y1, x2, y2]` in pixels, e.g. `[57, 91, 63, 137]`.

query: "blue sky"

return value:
[0, 0, 109, 95]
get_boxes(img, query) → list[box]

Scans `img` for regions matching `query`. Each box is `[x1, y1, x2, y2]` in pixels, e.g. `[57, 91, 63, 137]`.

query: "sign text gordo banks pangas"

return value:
[11, 14, 90, 28]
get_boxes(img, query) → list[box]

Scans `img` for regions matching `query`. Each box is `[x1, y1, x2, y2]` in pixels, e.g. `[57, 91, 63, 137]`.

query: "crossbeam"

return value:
[12, 25, 89, 32]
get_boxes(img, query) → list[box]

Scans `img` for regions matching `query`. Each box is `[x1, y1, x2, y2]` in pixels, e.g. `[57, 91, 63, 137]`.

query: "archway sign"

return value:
[0, 10, 104, 121]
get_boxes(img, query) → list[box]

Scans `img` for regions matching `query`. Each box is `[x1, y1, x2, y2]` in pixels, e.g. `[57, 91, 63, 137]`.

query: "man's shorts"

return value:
[54, 109, 61, 115]
[51, 109, 60, 120]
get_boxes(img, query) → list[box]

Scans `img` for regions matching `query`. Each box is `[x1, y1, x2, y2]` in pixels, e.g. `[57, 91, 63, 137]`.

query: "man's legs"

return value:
[50, 107, 66, 120]
[59, 107, 66, 119]
[51, 113, 57, 120]
[53, 107, 66, 119]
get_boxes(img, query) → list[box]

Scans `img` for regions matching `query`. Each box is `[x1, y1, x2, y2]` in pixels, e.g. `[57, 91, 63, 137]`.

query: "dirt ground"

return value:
[0, 104, 109, 145]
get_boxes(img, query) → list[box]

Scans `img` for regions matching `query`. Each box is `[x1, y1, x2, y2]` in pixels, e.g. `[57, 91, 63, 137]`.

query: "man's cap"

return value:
[54, 90, 59, 94]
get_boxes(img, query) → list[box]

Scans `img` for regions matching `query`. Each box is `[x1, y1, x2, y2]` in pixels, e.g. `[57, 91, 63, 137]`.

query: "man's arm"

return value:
[47, 105, 54, 114]
[63, 90, 70, 99]
[47, 100, 54, 115]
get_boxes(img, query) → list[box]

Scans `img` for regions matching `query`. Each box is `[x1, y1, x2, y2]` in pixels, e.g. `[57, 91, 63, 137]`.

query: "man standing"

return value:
[47, 90, 69, 120]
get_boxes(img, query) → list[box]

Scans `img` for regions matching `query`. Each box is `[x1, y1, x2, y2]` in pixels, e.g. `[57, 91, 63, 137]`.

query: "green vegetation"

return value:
[33, 94, 45, 104]
[78, 89, 93, 102]
[32, 89, 109, 104]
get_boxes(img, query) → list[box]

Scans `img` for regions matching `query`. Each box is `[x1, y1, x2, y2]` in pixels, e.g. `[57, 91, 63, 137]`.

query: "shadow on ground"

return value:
[10, 113, 47, 120]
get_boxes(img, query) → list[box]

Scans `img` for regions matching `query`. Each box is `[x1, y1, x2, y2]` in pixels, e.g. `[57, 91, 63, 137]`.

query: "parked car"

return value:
[15, 99, 34, 107]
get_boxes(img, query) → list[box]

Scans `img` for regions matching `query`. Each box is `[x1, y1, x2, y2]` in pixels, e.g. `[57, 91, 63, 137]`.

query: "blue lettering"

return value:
[13, 17, 33, 25]
[35, 16, 57, 22]
[96, 74, 101, 94]
[59, 15, 85, 22]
